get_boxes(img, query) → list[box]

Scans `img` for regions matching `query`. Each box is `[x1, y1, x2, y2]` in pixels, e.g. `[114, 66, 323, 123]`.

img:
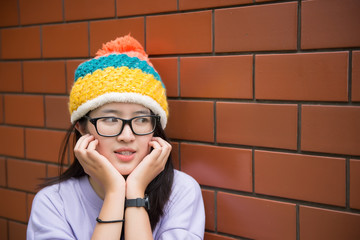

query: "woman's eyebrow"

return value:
[100, 109, 150, 115]
[134, 110, 151, 115]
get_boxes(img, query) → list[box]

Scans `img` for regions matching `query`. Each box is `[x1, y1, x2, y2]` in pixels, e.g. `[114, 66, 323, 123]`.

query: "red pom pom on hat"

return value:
[96, 34, 147, 57]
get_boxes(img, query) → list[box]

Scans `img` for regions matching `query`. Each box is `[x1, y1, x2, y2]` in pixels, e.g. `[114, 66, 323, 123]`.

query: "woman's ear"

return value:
[75, 121, 87, 136]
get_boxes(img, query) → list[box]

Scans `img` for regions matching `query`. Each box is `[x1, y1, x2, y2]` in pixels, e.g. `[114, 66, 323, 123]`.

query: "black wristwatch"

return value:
[125, 195, 150, 210]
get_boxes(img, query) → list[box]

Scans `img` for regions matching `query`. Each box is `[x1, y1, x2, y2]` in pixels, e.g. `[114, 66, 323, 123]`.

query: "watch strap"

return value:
[125, 196, 150, 210]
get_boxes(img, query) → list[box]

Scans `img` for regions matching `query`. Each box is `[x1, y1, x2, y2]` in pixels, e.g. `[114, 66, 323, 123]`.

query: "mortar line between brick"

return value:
[62, 0, 65, 22]
[297, 0, 302, 51]
[296, 204, 300, 240]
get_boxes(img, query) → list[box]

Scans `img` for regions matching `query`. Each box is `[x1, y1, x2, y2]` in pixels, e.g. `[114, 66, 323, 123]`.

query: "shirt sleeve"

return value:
[155, 171, 205, 240]
[27, 187, 75, 240]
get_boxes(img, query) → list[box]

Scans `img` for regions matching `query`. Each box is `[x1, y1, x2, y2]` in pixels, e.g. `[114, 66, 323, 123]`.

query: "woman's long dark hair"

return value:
[40, 116, 174, 230]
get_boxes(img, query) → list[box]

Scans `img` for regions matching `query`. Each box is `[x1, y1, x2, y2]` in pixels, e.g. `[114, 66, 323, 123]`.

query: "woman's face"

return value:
[85, 102, 154, 176]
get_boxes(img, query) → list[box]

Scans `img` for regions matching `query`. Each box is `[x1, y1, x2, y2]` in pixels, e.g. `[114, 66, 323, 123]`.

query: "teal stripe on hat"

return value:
[74, 54, 163, 86]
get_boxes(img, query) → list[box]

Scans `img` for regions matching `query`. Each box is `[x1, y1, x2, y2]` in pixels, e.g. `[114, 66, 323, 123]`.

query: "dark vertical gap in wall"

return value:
[346, 157, 350, 209]
[296, 205, 300, 240]
[62, 0, 65, 22]
[114, 0, 117, 19]
[297, 0, 302, 51]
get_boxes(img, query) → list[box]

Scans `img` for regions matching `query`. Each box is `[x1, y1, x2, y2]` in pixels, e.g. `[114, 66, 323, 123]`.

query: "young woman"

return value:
[27, 35, 205, 239]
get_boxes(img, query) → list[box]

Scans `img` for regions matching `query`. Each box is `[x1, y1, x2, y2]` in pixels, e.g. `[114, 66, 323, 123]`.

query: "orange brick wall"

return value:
[0, 0, 360, 239]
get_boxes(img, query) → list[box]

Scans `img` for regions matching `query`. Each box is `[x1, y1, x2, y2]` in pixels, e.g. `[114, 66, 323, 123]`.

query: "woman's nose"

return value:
[116, 124, 136, 142]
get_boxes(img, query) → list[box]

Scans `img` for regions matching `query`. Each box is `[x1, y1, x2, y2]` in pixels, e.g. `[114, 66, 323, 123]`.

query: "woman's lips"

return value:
[114, 148, 135, 162]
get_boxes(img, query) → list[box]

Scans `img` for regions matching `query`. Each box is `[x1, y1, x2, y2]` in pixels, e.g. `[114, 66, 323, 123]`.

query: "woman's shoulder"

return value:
[33, 177, 84, 205]
[171, 170, 202, 199]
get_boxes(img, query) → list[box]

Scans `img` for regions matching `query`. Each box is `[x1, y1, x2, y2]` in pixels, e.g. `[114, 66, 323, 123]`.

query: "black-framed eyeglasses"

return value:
[85, 115, 160, 137]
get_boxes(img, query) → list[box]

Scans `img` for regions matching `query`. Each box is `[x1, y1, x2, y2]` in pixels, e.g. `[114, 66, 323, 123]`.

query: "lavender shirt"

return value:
[27, 170, 205, 239]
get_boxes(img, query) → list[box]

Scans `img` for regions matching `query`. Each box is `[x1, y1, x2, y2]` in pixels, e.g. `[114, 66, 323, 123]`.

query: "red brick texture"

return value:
[0, 0, 359, 239]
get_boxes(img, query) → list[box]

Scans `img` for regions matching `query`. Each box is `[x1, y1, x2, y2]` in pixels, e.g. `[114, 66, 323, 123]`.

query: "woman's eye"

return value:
[101, 117, 118, 123]
[135, 117, 149, 124]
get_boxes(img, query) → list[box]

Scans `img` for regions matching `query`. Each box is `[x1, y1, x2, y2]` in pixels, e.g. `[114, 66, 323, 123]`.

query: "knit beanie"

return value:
[69, 35, 168, 128]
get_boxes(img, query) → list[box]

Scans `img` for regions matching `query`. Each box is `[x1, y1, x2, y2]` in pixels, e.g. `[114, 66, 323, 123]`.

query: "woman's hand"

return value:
[125, 137, 172, 198]
[74, 134, 125, 195]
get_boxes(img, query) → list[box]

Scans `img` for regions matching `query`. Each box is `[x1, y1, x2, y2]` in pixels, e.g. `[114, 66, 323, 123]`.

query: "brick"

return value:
[166, 100, 214, 142]
[204, 233, 236, 240]
[47, 164, 62, 178]
[0, 219, 8, 240]
[217, 102, 298, 150]
[19, 0, 62, 25]
[0, 188, 27, 221]
[151, 57, 178, 97]
[89, 18, 144, 56]
[0, 0, 18, 27]
[27, 193, 35, 219]
[353, 51, 360, 102]
[42, 22, 89, 58]
[65, 0, 115, 21]
[147, 11, 212, 55]
[23, 61, 66, 93]
[117, 0, 176, 16]
[170, 141, 179, 170]
[180, 55, 253, 99]
[255, 151, 346, 206]
[255, 52, 348, 101]
[182, 144, 252, 192]
[45, 96, 71, 129]
[202, 190, 215, 231]
[180, 0, 251, 10]
[302, 0, 360, 49]
[4, 94, 44, 127]
[0, 157, 6, 186]
[1, 26, 41, 59]
[66, 60, 84, 93]
[0, 126, 24, 158]
[300, 206, 360, 240]
[0, 62, 22, 92]
[218, 193, 296, 239]
[215, 3, 297, 52]
[8, 221, 27, 240]
[7, 158, 46, 192]
[301, 105, 360, 156]
[25, 128, 66, 163]
[350, 159, 360, 210]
